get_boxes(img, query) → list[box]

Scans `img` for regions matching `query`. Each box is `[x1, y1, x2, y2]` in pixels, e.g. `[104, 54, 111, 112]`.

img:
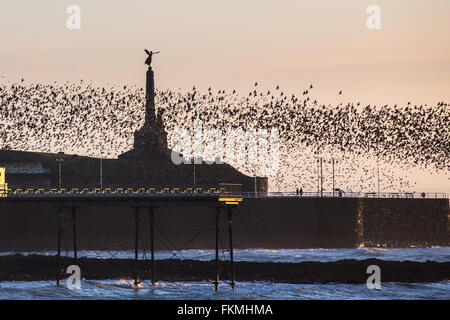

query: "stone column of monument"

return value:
[119, 50, 169, 159]
[144, 66, 157, 127]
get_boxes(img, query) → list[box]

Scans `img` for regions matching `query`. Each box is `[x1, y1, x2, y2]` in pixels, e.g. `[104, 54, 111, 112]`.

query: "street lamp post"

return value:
[332, 158, 335, 197]
[193, 157, 196, 189]
[377, 155, 381, 198]
[316, 156, 323, 196]
[56, 153, 64, 189]
[254, 163, 258, 197]
[100, 158, 103, 189]
[320, 157, 323, 197]
[317, 158, 320, 195]
[329, 158, 339, 197]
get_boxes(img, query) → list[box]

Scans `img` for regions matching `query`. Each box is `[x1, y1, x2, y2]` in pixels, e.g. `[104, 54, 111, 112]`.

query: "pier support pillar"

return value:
[227, 206, 235, 289]
[55, 206, 80, 285]
[147, 206, 158, 285]
[131, 205, 158, 287]
[71, 207, 78, 260]
[214, 206, 220, 291]
[134, 207, 140, 286]
[56, 207, 62, 286]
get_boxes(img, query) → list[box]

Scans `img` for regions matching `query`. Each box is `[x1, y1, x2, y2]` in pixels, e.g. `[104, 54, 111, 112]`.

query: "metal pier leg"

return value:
[149, 207, 156, 285]
[134, 207, 140, 286]
[227, 206, 235, 289]
[71, 208, 77, 260]
[56, 207, 62, 286]
[215, 207, 220, 291]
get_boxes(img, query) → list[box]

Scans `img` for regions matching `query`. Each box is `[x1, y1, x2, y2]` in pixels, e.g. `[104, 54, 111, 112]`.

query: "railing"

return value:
[242, 191, 449, 199]
[0, 188, 447, 199]
[0, 187, 220, 198]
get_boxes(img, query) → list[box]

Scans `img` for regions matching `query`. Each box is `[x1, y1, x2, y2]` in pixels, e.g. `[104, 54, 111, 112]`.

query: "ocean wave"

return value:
[1, 247, 449, 263]
[0, 280, 449, 300]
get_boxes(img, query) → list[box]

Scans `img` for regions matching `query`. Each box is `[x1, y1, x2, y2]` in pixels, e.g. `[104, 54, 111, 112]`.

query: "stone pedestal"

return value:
[119, 66, 169, 160]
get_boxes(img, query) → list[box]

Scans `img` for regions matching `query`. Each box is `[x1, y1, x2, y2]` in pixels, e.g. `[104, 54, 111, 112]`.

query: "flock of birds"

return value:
[0, 79, 448, 192]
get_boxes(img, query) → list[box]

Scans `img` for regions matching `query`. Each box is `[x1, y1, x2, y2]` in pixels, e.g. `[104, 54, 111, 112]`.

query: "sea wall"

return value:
[360, 198, 449, 247]
[0, 198, 447, 251]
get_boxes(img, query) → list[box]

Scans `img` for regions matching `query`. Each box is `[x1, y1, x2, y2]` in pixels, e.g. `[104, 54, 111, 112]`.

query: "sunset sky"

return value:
[1, 0, 449, 106]
[0, 1, 449, 193]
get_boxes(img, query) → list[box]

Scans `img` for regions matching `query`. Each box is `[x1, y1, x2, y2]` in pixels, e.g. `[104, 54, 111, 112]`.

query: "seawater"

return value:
[0, 248, 449, 300]
[1, 247, 449, 262]
[0, 281, 449, 300]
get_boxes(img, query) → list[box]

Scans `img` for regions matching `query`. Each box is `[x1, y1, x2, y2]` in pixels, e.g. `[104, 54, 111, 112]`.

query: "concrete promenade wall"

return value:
[0, 198, 447, 251]
[360, 198, 449, 247]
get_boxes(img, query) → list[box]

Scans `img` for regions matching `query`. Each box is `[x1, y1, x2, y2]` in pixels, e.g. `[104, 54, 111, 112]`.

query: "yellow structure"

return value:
[0, 167, 7, 197]
[218, 183, 243, 205]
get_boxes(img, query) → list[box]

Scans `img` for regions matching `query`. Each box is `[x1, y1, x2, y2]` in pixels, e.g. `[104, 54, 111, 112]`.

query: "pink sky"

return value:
[1, 0, 449, 106]
[0, 1, 449, 194]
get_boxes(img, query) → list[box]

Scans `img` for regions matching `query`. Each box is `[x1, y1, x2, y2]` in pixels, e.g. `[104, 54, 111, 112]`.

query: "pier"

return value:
[0, 187, 448, 289]
[0, 185, 246, 290]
